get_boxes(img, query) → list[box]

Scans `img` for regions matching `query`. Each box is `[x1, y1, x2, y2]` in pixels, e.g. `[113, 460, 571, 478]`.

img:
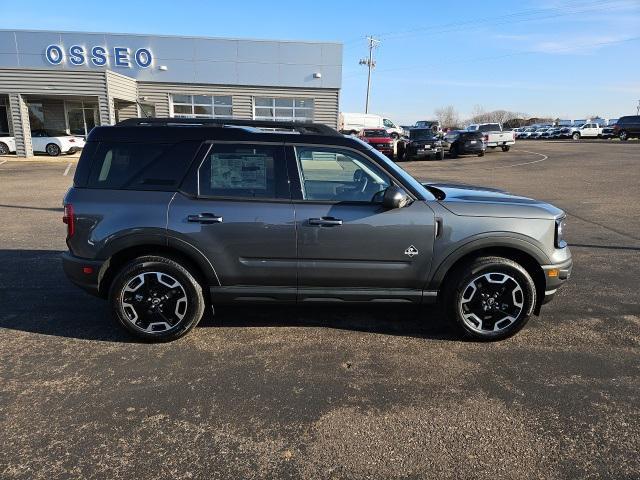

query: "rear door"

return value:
[168, 142, 297, 302]
[288, 144, 435, 303]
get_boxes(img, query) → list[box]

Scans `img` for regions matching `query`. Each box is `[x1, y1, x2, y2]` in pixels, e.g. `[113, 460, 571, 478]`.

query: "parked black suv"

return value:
[62, 118, 572, 342]
[404, 128, 445, 161]
[442, 130, 486, 157]
[613, 116, 640, 141]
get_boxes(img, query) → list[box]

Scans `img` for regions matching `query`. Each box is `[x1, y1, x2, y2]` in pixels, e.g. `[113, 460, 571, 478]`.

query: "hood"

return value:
[423, 182, 563, 219]
[363, 137, 393, 144]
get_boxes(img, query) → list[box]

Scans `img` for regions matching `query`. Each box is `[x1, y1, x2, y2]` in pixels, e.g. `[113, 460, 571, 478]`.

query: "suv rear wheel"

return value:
[445, 256, 536, 341]
[619, 130, 628, 141]
[109, 255, 206, 342]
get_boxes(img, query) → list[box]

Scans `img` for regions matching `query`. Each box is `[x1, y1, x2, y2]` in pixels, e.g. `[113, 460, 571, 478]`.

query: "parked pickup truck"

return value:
[570, 123, 603, 140]
[465, 123, 515, 152]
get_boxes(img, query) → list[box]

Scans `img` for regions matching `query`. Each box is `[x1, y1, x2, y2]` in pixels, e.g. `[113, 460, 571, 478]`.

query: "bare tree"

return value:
[434, 105, 461, 129]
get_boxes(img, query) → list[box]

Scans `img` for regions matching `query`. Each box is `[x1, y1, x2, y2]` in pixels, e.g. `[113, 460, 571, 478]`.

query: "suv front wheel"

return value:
[109, 255, 206, 342]
[445, 256, 536, 341]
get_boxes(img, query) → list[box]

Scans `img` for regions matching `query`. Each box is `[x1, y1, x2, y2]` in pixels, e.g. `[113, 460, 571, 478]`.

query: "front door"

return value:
[289, 145, 436, 303]
[167, 142, 297, 302]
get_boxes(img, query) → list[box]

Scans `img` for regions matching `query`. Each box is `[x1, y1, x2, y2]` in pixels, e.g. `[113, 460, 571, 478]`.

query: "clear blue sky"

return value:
[5, 0, 639, 124]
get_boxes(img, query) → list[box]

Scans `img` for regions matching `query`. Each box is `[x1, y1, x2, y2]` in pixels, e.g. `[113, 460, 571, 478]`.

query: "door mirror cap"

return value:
[382, 185, 411, 209]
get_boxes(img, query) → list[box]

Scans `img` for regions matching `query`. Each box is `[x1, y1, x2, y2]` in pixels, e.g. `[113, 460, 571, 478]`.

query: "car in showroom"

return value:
[0, 135, 16, 155]
[403, 128, 445, 161]
[442, 130, 485, 157]
[612, 115, 640, 140]
[62, 117, 572, 343]
[32, 129, 85, 155]
[0, 129, 85, 156]
[358, 128, 395, 159]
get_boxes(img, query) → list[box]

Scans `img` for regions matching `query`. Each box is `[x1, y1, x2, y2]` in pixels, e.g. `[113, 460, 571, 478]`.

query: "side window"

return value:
[383, 119, 394, 128]
[295, 146, 391, 202]
[197, 144, 289, 199]
[87, 142, 166, 189]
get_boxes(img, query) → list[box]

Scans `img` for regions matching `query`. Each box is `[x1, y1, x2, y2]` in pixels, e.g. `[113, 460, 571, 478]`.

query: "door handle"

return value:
[187, 213, 223, 224]
[308, 217, 343, 227]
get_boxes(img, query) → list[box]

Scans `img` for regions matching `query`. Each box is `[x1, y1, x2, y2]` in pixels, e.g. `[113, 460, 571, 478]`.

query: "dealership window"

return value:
[253, 97, 314, 122]
[0, 103, 8, 135]
[28, 103, 45, 130]
[170, 94, 232, 118]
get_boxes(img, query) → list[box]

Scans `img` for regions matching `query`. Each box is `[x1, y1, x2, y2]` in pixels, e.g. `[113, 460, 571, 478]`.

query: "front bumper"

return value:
[541, 256, 573, 304]
[61, 252, 105, 297]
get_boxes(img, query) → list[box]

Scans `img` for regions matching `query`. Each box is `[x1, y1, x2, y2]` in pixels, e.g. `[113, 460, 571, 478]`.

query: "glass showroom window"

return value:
[170, 94, 232, 118]
[253, 97, 314, 122]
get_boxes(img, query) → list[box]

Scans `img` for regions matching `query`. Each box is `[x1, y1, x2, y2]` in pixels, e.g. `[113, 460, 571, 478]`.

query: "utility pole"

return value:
[637, 99, 640, 115]
[359, 36, 380, 114]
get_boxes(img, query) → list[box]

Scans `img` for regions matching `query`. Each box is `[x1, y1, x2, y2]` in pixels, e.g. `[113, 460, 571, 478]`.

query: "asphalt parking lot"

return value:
[1, 141, 639, 479]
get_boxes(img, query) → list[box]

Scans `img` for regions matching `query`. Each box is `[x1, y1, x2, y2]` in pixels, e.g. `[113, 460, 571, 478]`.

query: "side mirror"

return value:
[382, 185, 411, 209]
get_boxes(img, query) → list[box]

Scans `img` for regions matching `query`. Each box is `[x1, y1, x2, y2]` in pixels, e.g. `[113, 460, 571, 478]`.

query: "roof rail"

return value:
[115, 117, 342, 136]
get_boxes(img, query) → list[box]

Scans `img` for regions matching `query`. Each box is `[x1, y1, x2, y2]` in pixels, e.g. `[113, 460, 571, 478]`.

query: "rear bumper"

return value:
[541, 256, 573, 304]
[61, 252, 105, 297]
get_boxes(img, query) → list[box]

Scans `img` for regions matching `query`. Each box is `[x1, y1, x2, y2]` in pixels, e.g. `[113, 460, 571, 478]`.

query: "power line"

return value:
[376, 0, 628, 41]
[343, 35, 640, 79]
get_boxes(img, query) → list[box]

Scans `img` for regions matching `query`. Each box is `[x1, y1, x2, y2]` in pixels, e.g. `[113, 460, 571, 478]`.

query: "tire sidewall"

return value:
[0, 142, 8, 155]
[447, 257, 536, 341]
[109, 256, 205, 342]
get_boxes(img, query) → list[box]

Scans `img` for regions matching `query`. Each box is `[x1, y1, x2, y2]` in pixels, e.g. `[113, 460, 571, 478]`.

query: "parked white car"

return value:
[31, 129, 85, 155]
[465, 123, 515, 151]
[339, 112, 405, 138]
[571, 123, 603, 140]
[0, 136, 16, 155]
[0, 130, 85, 156]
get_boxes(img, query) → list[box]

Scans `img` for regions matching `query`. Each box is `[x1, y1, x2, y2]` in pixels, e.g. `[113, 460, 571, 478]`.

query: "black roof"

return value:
[87, 118, 360, 147]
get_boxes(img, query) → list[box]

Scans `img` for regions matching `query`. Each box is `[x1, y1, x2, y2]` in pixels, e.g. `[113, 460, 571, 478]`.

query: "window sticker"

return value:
[211, 154, 268, 190]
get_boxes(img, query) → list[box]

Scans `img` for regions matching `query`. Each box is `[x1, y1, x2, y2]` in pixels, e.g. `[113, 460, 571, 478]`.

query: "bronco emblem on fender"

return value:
[404, 245, 419, 257]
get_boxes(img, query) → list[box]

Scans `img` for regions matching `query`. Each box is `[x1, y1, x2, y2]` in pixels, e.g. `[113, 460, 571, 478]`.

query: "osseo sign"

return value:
[45, 44, 153, 68]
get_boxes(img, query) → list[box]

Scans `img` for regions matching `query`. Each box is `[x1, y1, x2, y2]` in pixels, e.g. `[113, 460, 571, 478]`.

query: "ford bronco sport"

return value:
[62, 118, 572, 342]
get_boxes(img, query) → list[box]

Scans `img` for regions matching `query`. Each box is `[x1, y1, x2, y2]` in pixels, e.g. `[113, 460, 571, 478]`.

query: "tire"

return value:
[46, 143, 61, 156]
[449, 144, 458, 158]
[478, 151, 485, 157]
[108, 255, 206, 342]
[443, 256, 536, 341]
[572, 132, 580, 141]
[390, 132, 399, 140]
[619, 130, 628, 141]
[501, 145, 510, 152]
[0, 142, 9, 155]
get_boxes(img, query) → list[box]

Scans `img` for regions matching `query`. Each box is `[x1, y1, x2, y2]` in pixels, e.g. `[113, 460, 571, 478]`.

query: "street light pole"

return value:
[359, 36, 380, 114]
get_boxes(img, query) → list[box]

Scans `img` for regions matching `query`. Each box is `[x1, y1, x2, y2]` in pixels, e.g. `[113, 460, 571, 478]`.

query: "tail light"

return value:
[63, 204, 75, 237]
[484, 134, 489, 142]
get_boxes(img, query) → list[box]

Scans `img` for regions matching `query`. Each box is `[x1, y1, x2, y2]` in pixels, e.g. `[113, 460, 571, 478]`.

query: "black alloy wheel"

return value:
[446, 256, 536, 341]
[109, 256, 205, 342]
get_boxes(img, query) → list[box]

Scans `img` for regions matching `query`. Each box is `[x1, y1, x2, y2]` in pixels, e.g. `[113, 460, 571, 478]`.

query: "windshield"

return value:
[476, 124, 500, 132]
[410, 129, 437, 140]
[349, 137, 434, 200]
[362, 129, 389, 138]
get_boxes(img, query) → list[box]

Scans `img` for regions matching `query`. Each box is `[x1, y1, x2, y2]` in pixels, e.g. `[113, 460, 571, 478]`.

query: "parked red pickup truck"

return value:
[358, 128, 395, 159]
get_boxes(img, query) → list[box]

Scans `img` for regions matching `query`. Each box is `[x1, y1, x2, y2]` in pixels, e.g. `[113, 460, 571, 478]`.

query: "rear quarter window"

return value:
[86, 141, 200, 190]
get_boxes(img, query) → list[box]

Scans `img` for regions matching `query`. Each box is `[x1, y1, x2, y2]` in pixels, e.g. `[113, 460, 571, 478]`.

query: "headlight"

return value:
[555, 216, 567, 248]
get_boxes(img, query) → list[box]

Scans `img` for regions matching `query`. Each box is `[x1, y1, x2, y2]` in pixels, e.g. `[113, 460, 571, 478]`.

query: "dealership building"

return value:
[0, 29, 342, 157]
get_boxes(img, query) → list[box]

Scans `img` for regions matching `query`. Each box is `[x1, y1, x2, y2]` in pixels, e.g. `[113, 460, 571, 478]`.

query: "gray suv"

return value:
[62, 118, 572, 342]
